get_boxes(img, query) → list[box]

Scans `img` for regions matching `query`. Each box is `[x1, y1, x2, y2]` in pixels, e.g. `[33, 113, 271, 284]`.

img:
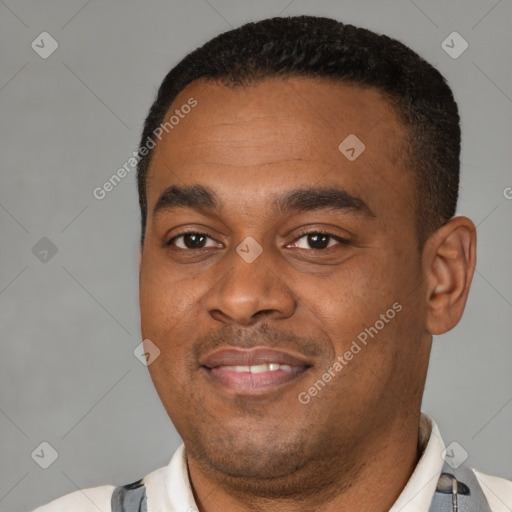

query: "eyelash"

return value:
[165, 229, 349, 250]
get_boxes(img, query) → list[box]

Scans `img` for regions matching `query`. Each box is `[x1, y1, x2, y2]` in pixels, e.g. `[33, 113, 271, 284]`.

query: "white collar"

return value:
[143, 412, 445, 512]
[389, 413, 445, 512]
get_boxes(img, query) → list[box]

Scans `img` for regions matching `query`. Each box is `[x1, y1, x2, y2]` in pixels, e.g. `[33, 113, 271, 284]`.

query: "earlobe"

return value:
[424, 216, 477, 335]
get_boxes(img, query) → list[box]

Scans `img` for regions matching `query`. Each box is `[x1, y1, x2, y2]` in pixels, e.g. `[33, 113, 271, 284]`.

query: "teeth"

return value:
[250, 364, 269, 374]
[222, 363, 292, 373]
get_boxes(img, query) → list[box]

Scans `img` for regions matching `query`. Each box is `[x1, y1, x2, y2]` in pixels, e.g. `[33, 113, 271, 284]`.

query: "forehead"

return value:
[146, 77, 413, 222]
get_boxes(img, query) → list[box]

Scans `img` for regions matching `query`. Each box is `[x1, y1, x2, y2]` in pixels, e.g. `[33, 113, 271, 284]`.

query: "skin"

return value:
[138, 77, 476, 512]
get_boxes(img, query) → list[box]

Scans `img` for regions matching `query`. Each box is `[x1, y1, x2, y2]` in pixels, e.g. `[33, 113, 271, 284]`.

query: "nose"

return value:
[205, 244, 296, 326]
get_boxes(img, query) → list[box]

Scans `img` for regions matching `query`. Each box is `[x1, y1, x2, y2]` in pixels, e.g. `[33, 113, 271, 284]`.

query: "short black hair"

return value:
[136, 15, 460, 247]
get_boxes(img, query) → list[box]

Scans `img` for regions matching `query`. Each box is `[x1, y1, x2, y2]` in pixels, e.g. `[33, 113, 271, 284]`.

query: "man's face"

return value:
[139, 78, 431, 485]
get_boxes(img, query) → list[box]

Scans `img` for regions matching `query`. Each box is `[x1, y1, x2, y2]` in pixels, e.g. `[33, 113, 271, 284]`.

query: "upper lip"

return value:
[200, 347, 313, 369]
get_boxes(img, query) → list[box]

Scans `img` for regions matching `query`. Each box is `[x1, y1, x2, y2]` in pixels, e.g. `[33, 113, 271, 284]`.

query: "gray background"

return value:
[1, 1, 511, 511]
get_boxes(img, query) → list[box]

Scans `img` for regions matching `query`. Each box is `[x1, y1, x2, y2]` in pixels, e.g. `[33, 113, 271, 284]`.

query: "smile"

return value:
[199, 347, 314, 394]
[219, 363, 294, 373]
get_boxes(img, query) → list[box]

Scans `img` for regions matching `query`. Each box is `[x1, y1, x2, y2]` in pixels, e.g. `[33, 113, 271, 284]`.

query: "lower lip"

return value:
[203, 366, 310, 394]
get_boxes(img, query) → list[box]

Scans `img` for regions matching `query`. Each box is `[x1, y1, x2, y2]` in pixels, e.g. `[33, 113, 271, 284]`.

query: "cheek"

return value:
[139, 269, 170, 340]
[139, 251, 191, 335]
[299, 252, 413, 367]
[139, 253, 207, 377]
[303, 262, 391, 328]
[140, 267, 194, 409]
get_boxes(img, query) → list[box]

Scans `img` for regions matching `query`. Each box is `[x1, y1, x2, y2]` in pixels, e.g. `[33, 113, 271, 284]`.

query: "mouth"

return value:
[200, 347, 313, 395]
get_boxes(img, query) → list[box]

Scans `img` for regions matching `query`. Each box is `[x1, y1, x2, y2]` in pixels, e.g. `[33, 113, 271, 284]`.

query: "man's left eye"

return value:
[288, 232, 348, 250]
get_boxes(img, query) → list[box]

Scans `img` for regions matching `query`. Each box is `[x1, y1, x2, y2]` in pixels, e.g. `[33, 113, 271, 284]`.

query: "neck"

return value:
[186, 410, 423, 512]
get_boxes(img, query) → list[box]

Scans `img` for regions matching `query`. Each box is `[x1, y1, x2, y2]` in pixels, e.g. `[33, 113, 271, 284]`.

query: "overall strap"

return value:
[428, 461, 492, 512]
[111, 478, 147, 512]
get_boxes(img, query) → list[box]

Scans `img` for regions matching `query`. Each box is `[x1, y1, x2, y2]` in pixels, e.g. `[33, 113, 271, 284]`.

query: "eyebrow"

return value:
[153, 184, 375, 218]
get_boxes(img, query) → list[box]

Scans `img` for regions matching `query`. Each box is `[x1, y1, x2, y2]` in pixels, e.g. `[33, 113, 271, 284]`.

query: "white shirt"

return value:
[32, 413, 512, 512]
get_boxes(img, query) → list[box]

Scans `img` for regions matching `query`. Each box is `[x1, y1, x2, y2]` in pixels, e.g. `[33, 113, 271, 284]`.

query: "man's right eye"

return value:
[166, 231, 221, 250]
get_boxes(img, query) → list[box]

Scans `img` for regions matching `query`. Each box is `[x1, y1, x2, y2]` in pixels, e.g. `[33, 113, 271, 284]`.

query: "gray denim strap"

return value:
[428, 461, 492, 512]
[111, 478, 147, 512]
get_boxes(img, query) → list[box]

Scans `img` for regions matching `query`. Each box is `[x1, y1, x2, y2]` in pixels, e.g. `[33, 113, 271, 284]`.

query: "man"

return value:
[32, 15, 511, 512]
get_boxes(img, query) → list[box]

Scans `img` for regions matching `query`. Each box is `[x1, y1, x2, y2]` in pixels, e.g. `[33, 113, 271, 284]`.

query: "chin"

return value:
[190, 431, 311, 480]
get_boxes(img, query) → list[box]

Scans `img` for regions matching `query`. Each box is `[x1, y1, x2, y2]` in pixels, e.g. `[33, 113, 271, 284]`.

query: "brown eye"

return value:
[306, 233, 330, 249]
[167, 232, 219, 250]
[289, 232, 348, 250]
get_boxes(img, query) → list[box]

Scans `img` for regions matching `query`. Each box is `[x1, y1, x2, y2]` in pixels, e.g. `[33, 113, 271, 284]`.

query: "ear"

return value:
[423, 216, 477, 335]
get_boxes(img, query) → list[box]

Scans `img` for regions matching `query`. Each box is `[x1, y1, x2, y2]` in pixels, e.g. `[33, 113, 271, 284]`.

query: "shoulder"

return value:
[29, 462, 172, 512]
[31, 485, 116, 512]
[29, 451, 180, 512]
[474, 469, 512, 512]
